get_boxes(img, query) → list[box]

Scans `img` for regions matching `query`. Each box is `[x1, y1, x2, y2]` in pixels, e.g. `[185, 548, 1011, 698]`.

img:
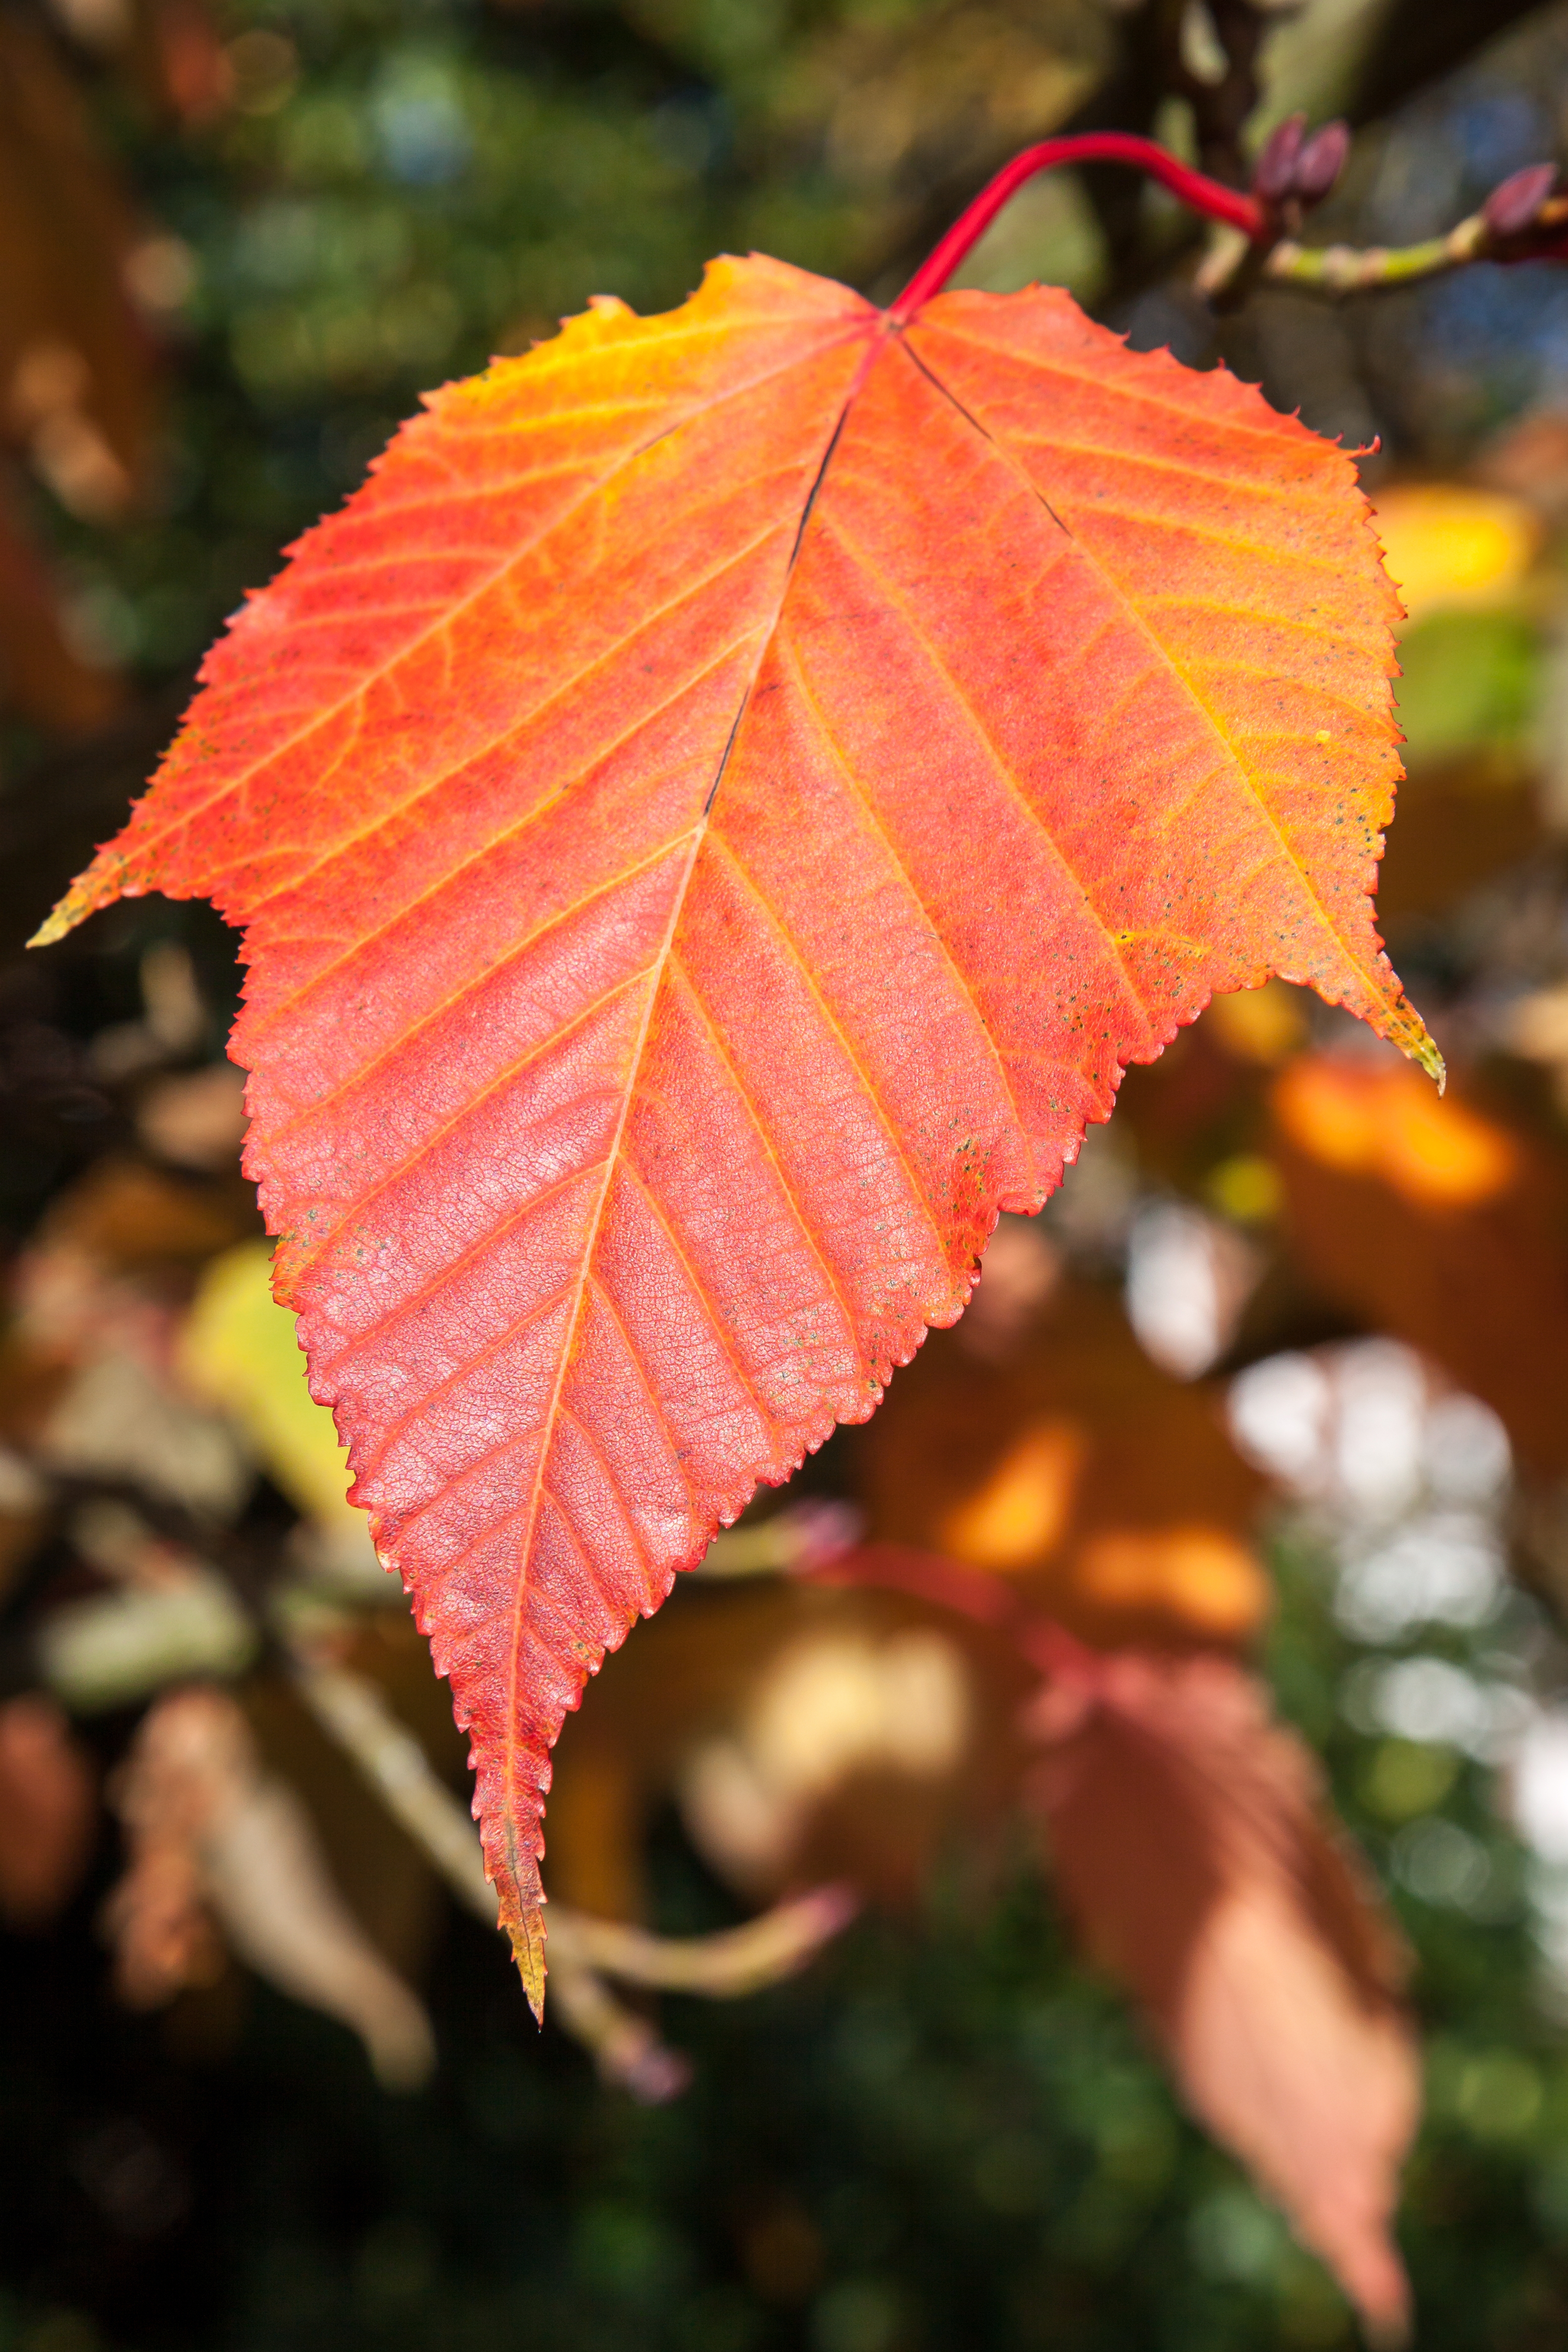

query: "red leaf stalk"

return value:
[890, 135, 1266, 322]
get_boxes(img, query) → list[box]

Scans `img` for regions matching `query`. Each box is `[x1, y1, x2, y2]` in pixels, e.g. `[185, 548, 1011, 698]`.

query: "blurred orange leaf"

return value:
[1272, 1056, 1568, 1474]
[857, 1275, 1270, 1646]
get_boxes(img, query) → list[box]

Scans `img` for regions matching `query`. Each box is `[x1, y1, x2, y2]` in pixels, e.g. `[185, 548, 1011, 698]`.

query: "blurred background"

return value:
[10, 0, 1568, 2347]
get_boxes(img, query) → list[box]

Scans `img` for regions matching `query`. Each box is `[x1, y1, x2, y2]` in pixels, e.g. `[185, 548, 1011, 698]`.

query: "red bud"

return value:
[1295, 121, 1350, 206]
[1483, 163, 1558, 239]
[1253, 114, 1306, 203]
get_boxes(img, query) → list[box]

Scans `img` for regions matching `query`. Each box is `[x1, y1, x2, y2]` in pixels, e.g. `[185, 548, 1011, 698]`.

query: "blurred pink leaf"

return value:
[1029, 1646, 1416, 2341]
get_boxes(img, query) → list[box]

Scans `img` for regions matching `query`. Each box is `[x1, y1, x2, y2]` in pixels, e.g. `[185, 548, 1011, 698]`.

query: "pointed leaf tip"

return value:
[27, 904, 75, 951]
[508, 1911, 547, 2022]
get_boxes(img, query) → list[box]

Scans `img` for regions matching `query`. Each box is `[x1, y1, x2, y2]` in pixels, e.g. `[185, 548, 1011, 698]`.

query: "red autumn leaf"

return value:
[1030, 1644, 1417, 2337]
[35, 250, 1434, 2005]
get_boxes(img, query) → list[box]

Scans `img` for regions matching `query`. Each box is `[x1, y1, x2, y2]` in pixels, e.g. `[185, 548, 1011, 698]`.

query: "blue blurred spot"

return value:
[372, 69, 472, 187]
[1451, 89, 1548, 188]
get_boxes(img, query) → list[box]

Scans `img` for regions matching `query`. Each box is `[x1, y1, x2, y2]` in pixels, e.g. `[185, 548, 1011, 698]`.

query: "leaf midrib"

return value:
[495, 319, 894, 1950]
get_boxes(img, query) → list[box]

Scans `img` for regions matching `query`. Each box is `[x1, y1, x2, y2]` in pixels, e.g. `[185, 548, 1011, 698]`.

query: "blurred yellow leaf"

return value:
[1071, 1526, 1265, 1642]
[180, 1240, 358, 1533]
[1274, 1058, 1518, 1208]
[1371, 485, 1540, 622]
[940, 1419, 1083, 1570]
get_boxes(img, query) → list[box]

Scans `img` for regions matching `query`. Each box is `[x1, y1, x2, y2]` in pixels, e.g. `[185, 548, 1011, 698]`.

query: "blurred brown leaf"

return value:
[26, 1156, 260, 1298]
[244, 1661, 452, 1982]
[854, 1272, 1270, 1647]
[2, 1159, 264, 1519]
[1030, 1643, 1417, 2340]
[1271, 1054, 1568, 1475]
[0, 16, 159, 512]
[0, 1693, 96, 1926]
[548, 1579, 1033, 1921]
[107, 1684, 436, 2088]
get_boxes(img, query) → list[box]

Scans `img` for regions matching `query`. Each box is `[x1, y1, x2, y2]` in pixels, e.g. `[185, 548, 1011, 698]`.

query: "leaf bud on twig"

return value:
[1252, 113, 1305, 202]
[1294, 121, 1350, 206]
[1483, 163, 1558, 239]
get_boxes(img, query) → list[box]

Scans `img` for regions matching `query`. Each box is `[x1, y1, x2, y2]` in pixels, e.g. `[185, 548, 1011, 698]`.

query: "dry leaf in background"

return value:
[11, 1152, 260, 1384]
[855, 1270, 1270, 1647]
[241, 1665, 453, 1989]
[0, 1694, 97, 1926]
[135, 1063, 248, 1174]
[1030, 1642, 1417, 2341]
[1271, 1056, 1568, 1477]
[107, 1685, 435, 2088]
[2, 1157, 262, 1516]
[547, 1579, 1033, 1924]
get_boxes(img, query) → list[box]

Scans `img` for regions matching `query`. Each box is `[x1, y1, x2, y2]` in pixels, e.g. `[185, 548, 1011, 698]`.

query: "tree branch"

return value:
[895, 130, 1567, 321]
[1202, 184, 1568, 300]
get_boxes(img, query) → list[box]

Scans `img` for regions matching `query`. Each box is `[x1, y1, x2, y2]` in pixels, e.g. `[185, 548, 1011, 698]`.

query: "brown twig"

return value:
[552, 1888, 859, 1998]
[1155, 0, 1268, 190]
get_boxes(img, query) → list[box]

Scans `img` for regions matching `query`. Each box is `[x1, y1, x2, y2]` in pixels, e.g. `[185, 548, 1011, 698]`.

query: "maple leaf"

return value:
[35, 249, 1435, 2007]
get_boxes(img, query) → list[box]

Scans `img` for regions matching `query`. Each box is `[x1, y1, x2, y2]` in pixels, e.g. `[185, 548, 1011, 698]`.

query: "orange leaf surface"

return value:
[36, 254, 1435, 2005]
